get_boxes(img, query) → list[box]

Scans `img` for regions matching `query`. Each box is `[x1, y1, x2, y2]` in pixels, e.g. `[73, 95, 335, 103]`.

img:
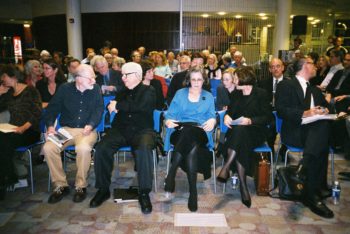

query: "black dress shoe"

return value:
[89, 189, 110, 208]
[138, 193, 152, 214]
[48, 186, 70, 204]
[303, 196, 334, 219]
[319, 188, 332, 199]
[338, 171, 350, 178]
[73, 187, 87, 203]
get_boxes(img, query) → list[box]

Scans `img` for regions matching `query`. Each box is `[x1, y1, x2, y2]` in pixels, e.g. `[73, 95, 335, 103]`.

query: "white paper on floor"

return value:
[174, 213, 227, 227]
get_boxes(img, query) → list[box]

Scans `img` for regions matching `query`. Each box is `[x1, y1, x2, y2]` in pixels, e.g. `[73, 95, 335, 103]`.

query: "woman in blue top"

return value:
[164, 67, 216, 212]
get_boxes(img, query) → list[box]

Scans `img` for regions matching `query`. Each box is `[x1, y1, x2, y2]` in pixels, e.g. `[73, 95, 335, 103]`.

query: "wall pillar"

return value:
[66, 0, 82, 59]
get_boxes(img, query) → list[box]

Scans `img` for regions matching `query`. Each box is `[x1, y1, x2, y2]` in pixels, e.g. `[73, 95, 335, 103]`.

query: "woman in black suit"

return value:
[217, 66, 271, 207]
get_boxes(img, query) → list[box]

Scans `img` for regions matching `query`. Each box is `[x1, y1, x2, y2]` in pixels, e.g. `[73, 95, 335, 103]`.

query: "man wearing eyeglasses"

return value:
[90, 62, 156, 214]
[43, 64, 104, 204]
[258, 58, 288, 160]
[275, 57, 334, 219]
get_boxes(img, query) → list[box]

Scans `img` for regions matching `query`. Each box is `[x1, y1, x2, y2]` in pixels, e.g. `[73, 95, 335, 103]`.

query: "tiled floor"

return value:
[0, 152, 350, 234]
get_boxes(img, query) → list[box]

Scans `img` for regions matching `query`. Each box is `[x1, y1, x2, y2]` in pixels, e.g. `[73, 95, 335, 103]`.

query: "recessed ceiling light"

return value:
[261, 16, 268, 20]
[258, 13, 266, 17]
[307, 17, 314, 21]
[202, 14, 209, 18]
[23, 24, 30, 28]
[314, 19, 320, 23]
[235, 15, 242, 19]
[218, 12, 226, 16]
[267, 24, 272, 27]
[290, 15, 295, 19]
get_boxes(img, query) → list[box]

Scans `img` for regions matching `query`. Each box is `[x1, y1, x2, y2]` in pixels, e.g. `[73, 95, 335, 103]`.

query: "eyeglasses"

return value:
[270, 65, 282, 69]
[122, 72, 137, 78]
[305, 61, 315, 65]
[190, 78, 204, 83]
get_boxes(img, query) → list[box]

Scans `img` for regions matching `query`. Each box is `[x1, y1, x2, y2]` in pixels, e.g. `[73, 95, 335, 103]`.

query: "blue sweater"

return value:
[165, 88, 216, 148]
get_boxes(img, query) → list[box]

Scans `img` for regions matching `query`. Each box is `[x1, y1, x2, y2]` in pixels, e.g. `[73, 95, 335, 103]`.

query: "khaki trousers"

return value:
[43, 127, 97, 188]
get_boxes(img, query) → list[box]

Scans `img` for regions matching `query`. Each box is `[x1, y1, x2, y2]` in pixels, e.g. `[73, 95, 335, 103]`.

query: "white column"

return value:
[273, 0, 292, 58]
[66, 0, 83, 60]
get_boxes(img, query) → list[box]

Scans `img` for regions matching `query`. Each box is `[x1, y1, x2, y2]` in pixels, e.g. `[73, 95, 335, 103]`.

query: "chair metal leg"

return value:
[153, 149, 157, 192]
[284, 149, 290, 167]
[48, 171, 51, 192]
[211, 150, 216, 194]
[269, 151, 274, 189]
[330, 150, 335, 183]
[27, 150, 34, 194]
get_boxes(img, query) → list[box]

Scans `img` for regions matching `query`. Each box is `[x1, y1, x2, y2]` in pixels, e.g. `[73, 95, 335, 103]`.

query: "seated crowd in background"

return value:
[0, 39, 349, 219]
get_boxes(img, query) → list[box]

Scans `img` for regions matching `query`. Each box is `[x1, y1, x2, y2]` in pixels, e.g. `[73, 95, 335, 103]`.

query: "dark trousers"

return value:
[94, 127, 156, 193]
[300, 121, 330, 196]
[0, 130, 40, 187]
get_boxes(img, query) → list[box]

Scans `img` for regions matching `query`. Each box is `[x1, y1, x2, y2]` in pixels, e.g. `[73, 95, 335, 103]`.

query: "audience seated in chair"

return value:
[217, 66, 271, 208]
[90, 62, 157, 214]
[43, 64, 104, 204]
[275, 57, 334, 218]
[0, 64, 42, 200]
[164, 66, 216, 212]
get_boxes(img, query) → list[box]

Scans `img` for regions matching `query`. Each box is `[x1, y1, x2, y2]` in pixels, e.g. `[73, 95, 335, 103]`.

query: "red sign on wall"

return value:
[13, 36, 22, 63]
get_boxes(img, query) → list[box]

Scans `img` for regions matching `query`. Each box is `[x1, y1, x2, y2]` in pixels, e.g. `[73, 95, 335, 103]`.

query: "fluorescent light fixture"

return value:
[258, 13, 266, 17]
[235, 15, 242, 19]
[314, 19, 320, 23]
[202, 14, 209, 18]
[218, 12, 226, 16]
[267, 24, 272, 27]
[307, 17, 314, 21]
[261, 16, 268, 20]
[23, 24, 30, 28]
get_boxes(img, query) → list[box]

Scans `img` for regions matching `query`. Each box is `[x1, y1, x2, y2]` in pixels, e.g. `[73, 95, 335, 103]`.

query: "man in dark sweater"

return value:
[44, 64, 104, 204]
[90, 62, 156, 214]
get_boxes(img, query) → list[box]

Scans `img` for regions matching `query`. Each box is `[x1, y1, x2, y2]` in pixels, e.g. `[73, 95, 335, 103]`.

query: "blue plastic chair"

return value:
[103, 96, 115, 129]
[15, 118, 46, 194]
[218, 110, 274, 192]
[110, 110, 162, 192]
[210, 79, 222, 98]
[164, 122, 217, 194]
[273, 111, 335, 182]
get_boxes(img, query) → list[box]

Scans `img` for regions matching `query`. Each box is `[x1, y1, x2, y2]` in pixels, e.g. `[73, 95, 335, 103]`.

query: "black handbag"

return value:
[271, 165, 305, 201]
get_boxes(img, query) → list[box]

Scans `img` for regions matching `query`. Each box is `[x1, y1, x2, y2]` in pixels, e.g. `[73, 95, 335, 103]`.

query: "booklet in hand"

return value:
[231, 116, 244, 125]
[47, 128, 73, 147]
[113, 186, 139, 203]
[0, 123, 18, 133]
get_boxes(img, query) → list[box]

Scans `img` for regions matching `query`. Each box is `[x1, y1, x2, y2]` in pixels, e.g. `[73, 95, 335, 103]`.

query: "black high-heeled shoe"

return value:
[188, 192, 198, 212]
[240, 183, 251, 208]
[217, 150, 236, 183]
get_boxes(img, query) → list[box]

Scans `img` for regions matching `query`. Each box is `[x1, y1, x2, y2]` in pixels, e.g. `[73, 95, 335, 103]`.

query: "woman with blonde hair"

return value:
[311, 55, 330, 86]
[204, 54, 222, 80]
[154, 52, 172, 79]
[216, 67, 235, 110]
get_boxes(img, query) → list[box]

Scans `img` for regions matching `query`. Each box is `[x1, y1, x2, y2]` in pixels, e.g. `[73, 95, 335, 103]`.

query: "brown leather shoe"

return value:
[73, 187, 87, 203]
[48, 186, 70, 204]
